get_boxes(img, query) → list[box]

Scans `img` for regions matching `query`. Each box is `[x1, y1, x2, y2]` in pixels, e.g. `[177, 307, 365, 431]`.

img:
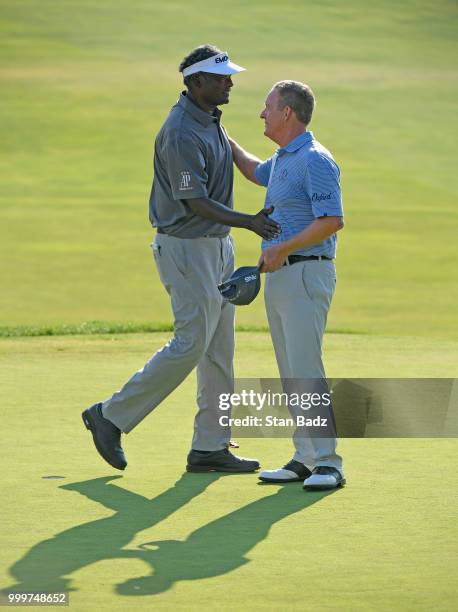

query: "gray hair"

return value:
[273, 80, 315, 126]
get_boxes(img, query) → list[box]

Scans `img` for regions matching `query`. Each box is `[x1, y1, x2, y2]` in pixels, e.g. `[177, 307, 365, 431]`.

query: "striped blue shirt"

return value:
[254, 131, 343, 258]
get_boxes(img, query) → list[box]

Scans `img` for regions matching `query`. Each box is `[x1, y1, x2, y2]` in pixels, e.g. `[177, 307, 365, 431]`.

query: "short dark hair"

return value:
[179, 44, 222, 88]
[273, 80, 315, 126]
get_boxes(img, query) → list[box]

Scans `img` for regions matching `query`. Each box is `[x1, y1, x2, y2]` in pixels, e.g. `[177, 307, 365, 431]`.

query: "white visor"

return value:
[182, 52, 246, 77]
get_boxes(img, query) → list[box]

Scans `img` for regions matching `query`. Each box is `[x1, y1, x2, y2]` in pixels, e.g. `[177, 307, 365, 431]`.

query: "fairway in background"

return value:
[1, 0, 457, 337]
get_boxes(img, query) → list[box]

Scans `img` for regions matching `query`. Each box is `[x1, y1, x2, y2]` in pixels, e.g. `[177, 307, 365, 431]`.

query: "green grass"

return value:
[0, 332, 457, 610]
[1, 0, 458, 337]
[0, 320, 178, 338]
[0, 321, 367, 338]
[1, 2, 458, 609]
[2, 331, 458, 377]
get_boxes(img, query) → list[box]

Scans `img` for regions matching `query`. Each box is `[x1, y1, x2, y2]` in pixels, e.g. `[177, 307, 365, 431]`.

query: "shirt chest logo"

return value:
[179, 171, 192, 190]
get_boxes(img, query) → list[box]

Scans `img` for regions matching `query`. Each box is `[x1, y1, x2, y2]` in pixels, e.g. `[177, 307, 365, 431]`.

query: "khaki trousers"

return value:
[102, 234, 235, 451]
[264, 259, 343, 473]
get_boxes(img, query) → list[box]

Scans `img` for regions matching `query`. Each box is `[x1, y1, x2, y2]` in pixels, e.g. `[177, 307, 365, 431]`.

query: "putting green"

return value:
[1, 0, 458, 608]
[1, 332, 457, 610]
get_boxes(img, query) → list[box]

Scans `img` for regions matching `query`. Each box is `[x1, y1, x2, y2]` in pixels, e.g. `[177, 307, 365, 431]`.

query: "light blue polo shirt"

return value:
[254, 131, 343, 258]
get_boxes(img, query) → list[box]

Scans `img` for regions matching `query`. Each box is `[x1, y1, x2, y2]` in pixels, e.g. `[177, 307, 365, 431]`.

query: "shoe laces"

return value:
[314, 466, 336, 475]
[283, 459, 301, 470]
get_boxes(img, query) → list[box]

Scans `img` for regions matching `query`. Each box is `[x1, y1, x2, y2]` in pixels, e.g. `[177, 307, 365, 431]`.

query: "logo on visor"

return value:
[179, 171, 192, 191]
[215, 55, 228, 63]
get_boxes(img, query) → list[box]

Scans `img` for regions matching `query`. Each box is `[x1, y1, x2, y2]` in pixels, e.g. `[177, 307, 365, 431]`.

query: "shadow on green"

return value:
[3, 474, 338, 596]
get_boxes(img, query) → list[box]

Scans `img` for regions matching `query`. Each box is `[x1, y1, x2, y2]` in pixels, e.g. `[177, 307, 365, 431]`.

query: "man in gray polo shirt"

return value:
[82, 45, 280, 474]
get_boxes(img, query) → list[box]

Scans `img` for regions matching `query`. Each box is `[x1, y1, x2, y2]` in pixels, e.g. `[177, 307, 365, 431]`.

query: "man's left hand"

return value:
[258, 244, 289, 273]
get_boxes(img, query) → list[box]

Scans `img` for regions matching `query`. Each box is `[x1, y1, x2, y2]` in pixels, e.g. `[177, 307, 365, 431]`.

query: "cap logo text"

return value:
[244, 274, 257, 282]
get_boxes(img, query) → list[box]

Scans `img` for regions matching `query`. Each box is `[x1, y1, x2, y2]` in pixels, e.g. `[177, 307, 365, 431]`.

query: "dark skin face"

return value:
[187, 72, 233, 113]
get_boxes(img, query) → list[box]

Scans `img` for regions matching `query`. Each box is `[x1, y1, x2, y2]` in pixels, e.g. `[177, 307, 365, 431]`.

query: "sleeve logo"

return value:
[312, 192, 332, 202]
[179, 171, 192, 191]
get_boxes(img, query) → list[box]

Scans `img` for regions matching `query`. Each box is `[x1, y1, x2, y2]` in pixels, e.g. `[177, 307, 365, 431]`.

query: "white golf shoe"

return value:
[303, 466, 346, 490]
[259, 459, 311, 483]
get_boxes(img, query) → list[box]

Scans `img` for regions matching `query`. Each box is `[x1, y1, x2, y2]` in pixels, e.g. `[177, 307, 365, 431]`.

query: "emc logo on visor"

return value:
[215, 55, 228, 63]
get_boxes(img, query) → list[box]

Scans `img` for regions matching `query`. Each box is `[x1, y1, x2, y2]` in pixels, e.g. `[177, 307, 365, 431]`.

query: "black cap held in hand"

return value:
[218, 266, 261, 306]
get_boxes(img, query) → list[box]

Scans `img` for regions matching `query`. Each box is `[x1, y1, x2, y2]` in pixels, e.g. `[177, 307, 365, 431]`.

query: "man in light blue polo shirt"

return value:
[230, 80, 345, 490]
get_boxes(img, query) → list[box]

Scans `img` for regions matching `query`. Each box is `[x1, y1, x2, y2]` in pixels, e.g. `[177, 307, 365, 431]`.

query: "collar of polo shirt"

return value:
[278, 131, 314, 154]
[182, 52, 246, 77]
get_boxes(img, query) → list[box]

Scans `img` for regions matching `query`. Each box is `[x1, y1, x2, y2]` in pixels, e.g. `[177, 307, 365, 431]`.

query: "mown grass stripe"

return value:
[0, 321, 366, 338]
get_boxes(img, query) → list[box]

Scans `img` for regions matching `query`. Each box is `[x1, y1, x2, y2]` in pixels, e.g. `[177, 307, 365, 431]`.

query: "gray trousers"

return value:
[102, 234, 235, 451]
[264, 259, 343, 473]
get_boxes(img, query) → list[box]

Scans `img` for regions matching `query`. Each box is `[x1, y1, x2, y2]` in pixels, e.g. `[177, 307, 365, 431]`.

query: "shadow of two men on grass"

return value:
[4, 473, 338, 596]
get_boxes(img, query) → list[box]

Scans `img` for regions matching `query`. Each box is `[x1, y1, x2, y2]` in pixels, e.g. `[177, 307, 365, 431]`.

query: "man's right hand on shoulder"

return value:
[249, 206, 281, 240]
[228, 136, 263, 185]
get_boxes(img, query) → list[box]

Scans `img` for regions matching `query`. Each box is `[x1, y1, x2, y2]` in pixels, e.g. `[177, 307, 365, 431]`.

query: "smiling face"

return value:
[199, 72, 233, 107]
[260, 88, 285, 143]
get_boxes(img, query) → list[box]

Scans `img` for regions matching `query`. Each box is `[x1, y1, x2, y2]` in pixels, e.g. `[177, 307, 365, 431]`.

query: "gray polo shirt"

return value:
[149, 92, 234, 238]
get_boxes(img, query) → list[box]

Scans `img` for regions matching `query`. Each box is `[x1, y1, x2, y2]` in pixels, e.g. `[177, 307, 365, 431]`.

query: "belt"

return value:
[156, 227, 226, 238]
[283, 254, 333, 266]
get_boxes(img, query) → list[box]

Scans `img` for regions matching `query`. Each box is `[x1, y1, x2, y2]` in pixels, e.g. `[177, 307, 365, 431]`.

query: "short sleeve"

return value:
[164, 133, 208, 200]
[305, 155, 343, 218]
[254, 157, 273, 187]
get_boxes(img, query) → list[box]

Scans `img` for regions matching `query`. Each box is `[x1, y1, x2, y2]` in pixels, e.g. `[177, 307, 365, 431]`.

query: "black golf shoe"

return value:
[186, 448, 259, 473]
[82, 403, 127, 471]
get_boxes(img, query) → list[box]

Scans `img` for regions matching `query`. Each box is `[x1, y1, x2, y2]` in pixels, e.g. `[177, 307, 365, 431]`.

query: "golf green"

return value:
[1, 333, 457, 610]
[1, 0, 457, 608]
